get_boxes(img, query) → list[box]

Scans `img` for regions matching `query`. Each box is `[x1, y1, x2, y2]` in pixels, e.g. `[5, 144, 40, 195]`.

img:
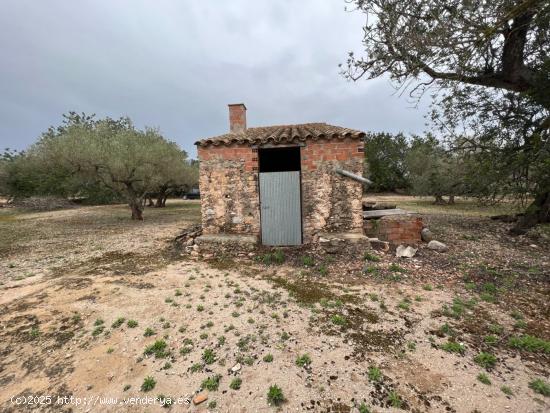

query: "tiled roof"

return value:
[195, 123, 365, 147]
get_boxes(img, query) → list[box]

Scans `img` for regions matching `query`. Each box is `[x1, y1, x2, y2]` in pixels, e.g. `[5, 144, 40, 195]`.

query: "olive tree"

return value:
[16, 113, 193, 220]
[364, 132, 410, 192]
[344, 0, 550, 231]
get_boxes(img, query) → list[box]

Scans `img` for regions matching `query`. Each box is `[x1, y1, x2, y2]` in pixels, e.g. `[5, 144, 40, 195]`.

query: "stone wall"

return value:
[300, 139, 364, 243]
[197, 145, 260, 236]
[197, 138, 364, 244]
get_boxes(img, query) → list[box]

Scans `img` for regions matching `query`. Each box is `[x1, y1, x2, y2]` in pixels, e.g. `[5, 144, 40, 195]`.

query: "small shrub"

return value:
[529, 378, 550, 396]
[422, 284, 433, 291]
[440, 341, 465, 354]
[389, 263, 406, 273]
[330, 314, 346, 326]
[202, 375, 222, 391]
[229, 377, 242, 390]
[202, 349, 216, 364]
[367, 366, 382, 382]
[127, 320, 138, 328]
[474, 352, 497, 369]
[197, 305, 204, 312]
[388, 391, 402, 408]
[358, 403, 371, 413]
[263, 354, 274, 362]
[500, 385, 513, 396]
[484, 335, 498, 345]
[141, 376, 156, 392]
[267, 385, 284, 406]
[92, 326, 105, 336]
[144, 327, 155, 337]
[301, 256, 314, 267]
[112, 317, 126, 328]
[94, 319, 104, 326]
[364, 252, 380, 262]
[144, 340, 169, 358]
[295, 354, 311, 368]
[477, 373, 491, 385]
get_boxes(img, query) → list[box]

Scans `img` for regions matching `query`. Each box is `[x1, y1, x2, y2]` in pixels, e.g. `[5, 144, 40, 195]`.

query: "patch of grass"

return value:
[477, 373, 491, 385]
[330, 314, 347, 326]
[484, 335, 498, 345]
[364, 252, 380, 262]
[500, 385, 513, 396]
[267, 385, 285, 406]
[301, 256, 314, 267]
[123, 384, 131, 391]
[208, 400, 217, 409]
[388, 391, 402, 408]
[358, 403, 371, 413]
[295, 354, 311, 368]
[29, 327, 40, 340]
[175, 289, 182, 296]
[397, 299, 410, 311]
[529, 378, 550, 396]
[508, 335, 550, 353]
[367, 366, 382, 382]
[92, 325, 105, 336]
[440, 341, 465, 354]
[474, 352, 497, 369]
[201, 375, 222, 391]
[111, 317, 126, 328]
[144, 340, 169, 358]
[127, 320, 138, 328]
[144, 327, 155, 337]
[197, 304, 204, 312]
[190, 363, 203, 373]
[389, 263, 406, 273]
[202, 349, 216, 364]
[141, 376, 156, 392]
[488, 324, 504, 335]
[263, 353, 274, 362]
[422, 284, 433, 291]
[229, 377, 242, 390]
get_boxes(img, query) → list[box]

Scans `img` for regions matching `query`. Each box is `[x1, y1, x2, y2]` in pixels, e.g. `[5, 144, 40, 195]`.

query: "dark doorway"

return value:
[258, 146, 301, 172]
[258, 146, 302, 245]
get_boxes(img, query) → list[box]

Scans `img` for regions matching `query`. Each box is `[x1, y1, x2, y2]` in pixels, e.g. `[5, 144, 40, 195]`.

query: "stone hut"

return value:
[195, 103, 366, 247]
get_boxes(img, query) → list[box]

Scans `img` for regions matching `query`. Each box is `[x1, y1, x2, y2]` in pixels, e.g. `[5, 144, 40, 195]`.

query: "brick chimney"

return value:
[228, 103, 247, 133]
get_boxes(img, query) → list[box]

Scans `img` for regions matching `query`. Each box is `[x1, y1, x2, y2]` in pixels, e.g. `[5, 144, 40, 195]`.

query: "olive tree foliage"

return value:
[405, 135, 467, 204]
[344, 0, 550, 232]
[364, 132, 410, 191]
[433, 86, 549, 231]
[7, 113, 195, 220]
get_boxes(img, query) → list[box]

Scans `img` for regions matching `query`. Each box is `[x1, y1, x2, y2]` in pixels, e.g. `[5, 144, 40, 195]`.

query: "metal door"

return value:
[259, 171, 302, 246]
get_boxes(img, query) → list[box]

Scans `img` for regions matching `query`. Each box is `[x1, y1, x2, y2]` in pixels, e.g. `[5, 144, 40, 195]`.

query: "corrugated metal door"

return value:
[259, 171, 302, 246]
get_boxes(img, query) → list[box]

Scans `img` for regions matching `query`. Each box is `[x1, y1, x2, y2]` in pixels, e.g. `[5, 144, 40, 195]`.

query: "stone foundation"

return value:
[364, 215, 423, 244]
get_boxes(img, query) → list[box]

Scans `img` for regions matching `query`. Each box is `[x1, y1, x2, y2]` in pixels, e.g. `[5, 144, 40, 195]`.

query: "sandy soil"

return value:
[0, 199, 548, 413]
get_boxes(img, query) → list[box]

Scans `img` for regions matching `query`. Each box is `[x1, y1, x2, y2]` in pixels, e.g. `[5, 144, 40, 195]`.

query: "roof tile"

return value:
[195, 122, 365, 147]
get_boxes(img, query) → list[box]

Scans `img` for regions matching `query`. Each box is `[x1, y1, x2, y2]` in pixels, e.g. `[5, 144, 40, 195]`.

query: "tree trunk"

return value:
[510, 191, 550, 234]
[433, 195, 446, 205]
[130, 202, 143, 220]
[161, 195, 168, 207]
[147, 197, 154, 207]
[448, 195, 455, 204]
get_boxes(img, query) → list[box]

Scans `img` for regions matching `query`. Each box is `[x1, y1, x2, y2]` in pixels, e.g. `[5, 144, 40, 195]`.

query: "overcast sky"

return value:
[0, 0, 428, 158]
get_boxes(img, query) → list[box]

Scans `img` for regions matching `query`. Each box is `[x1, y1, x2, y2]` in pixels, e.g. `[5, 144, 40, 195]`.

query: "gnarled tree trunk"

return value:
[433, 195, 446, 205]
[130, 202, 143, 220]
[511, 191, 550, 234]
[448, 195, 455, 204]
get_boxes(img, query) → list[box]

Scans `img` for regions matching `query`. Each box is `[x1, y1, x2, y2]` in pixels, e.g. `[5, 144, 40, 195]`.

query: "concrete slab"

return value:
[363, 209, 415, 219]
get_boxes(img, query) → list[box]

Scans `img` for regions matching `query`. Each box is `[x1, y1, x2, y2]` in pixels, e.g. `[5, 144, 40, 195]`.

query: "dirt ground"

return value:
[0, 197, 548, 413]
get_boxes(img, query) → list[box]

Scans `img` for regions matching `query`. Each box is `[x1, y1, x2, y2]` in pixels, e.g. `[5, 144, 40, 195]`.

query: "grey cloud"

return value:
[0, 0, 428, 157]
